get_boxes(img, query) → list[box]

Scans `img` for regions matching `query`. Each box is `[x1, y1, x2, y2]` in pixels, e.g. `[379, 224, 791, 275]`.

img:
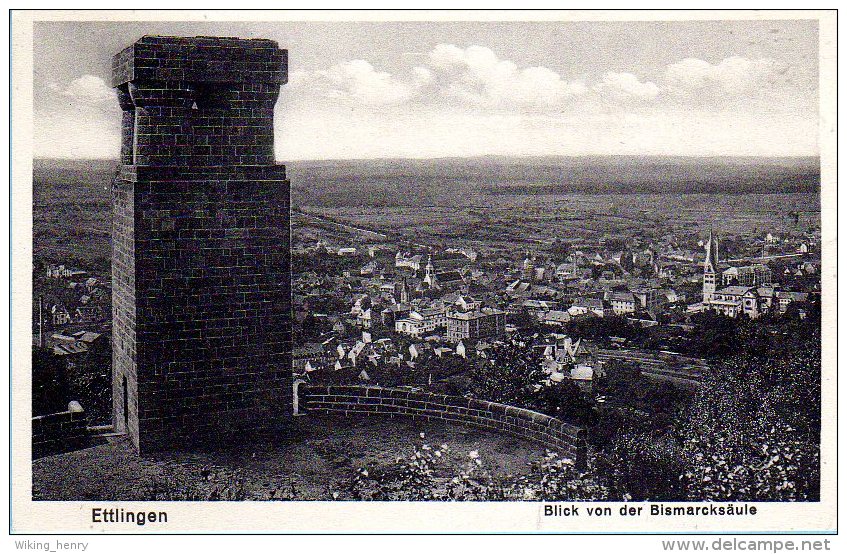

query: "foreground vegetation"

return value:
[142, 307, 820, 502]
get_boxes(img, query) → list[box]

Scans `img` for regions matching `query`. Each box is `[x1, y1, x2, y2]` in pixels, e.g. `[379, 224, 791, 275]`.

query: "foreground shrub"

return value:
[596, 431, 686, 501]
[334, 433, 608, 501]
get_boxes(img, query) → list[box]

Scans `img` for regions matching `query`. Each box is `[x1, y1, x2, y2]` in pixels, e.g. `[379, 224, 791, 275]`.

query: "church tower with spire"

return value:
[424, 254, 437, 289]
[399, 276, 410, 304]
[522, 251, 536, 282]
[702, 230, 720, 303]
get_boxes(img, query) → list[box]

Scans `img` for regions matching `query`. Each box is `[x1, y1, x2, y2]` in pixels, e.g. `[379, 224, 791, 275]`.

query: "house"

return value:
[444, 294, 480, 313]
[706, 285, 753, 318]
[446, 308, 506, 341]
[332, 320, 347, 335]
[334, 359, 353, 372]
[73, 331, 103, 345]
[51, 305, 71, 326]
[543, 310, 572, 327]
[433, 346, 453, 358]
[409, 342, 432, 360]
[381, 304, 411, 327]
[395, 252, 424, 271]
[722, 264, 772, 287]
[631, 287, 659, 310]
[350, 294, 370, 316]
[555, 262, 577, 281]
[356, 308, 373, 329]
[395, 307, 446, 338]
[609, 291, 637, 315]
[360, 260, 378, 276]
[568, 298, 607, 318]
[775, 291, 809, 313]
[53, 341, 89, 356]
[475, 341, 492, 358]
[74, 306, 104, 324]
[446, 247, 478, 262]
[348, 341, 368, 366]
[396, 316, 426, 338]
[706, 285, 792, 319]
[505, 280, 532, 298]
[569, 364, 597, 393]
[660, 289, 681, 305]
[46, 265, 86, 279]
[521, 299, 558, 320]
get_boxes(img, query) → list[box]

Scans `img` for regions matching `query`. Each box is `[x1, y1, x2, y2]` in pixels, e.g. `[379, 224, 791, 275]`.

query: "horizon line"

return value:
[34, 153, 822, 163]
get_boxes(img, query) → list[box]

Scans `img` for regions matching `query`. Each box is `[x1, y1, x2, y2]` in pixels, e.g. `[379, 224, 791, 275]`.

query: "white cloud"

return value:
[297, 59, 430, 106]
[291, 44, 585, 112]
[594, 72, 660, 101]
[48, 74, 115, 105]
[428, 44, 586, 109]
[664, 56, 782, 97]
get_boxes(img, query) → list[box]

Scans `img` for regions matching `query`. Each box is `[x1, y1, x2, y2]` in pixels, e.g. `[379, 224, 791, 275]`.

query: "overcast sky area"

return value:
[33, 19, 819, 160]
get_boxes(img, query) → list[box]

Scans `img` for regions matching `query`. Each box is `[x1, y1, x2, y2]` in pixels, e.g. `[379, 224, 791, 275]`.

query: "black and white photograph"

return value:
[10, 9, 836, 534]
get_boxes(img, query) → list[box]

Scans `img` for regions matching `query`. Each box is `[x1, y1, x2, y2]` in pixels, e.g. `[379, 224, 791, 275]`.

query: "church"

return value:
[694, 231, 798, 319]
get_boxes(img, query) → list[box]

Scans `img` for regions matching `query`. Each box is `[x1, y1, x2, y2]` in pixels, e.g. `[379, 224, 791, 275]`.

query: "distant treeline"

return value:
[34, 156, 820, 209]
[287, 156, 820, 206]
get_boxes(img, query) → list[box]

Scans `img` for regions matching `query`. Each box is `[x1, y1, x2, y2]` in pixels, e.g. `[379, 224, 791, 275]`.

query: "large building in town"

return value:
[446, 308, 506, 341]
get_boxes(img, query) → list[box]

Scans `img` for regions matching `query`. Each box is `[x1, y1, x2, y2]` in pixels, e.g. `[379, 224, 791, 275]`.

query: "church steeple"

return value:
[702, 230, 720, 303]
[704, 229, 719, 273]
[522, 250, 536, 281]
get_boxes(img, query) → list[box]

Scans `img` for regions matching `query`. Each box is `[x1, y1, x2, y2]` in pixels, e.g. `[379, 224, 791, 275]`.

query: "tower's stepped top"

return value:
[112, 35, 288, 167]
[112, 35, 287, 87]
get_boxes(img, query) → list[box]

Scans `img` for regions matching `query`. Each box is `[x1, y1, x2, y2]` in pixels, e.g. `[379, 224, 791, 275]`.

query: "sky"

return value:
[32, 19, 820, 160]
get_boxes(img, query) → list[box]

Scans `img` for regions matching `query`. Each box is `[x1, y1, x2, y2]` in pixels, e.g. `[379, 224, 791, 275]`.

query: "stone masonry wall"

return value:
[112, 36, 286, 167]
[111, 36, 291, 453]
[32, 407, 90, 459]
[300, 385, 587, 469]
[130, 168, 291, 451]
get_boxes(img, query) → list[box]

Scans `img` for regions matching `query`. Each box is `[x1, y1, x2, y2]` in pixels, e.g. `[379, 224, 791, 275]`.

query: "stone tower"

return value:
[111, 36, 292, 453]
[702, 230, 720, 303]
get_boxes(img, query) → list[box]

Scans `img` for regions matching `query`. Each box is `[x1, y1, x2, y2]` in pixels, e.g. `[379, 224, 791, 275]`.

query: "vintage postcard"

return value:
[9, 9, 837, 535]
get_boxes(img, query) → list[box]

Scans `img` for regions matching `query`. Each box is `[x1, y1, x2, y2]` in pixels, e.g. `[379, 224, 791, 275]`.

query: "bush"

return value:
[597, 431, 687, 501]
[334, 433, 609, 501]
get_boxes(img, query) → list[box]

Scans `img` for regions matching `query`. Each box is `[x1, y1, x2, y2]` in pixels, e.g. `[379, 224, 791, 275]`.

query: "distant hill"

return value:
[34, 156, 820, 210]
[286, 155, 820, 207]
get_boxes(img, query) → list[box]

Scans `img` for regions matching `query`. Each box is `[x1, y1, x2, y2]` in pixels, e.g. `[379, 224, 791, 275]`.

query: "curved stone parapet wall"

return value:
[299, 385, 587, 469]
[32, 405, 90, 459]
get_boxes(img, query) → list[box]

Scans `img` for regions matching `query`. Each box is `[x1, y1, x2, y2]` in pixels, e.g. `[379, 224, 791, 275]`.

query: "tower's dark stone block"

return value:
[111, 36, 292, 453]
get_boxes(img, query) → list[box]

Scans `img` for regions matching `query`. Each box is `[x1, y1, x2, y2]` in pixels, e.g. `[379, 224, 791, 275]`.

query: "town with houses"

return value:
[35, 263, 109, 357]
[287, 213, 821, 395]
[31, 209, 821, 420]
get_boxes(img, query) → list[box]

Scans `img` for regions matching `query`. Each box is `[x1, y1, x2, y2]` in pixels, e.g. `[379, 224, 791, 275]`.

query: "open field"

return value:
[301, 192, 819, 253]
[34, 156, 820, 266]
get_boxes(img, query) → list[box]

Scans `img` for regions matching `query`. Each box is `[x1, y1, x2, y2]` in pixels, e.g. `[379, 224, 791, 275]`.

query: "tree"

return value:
[550, 240, 571, 263]
[468, 334, 543, 407]
[32, 347, 69, 416]
[533, 380, 597, 426]
[678, 326, 820, 501]
[598, 431, 687, 501]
